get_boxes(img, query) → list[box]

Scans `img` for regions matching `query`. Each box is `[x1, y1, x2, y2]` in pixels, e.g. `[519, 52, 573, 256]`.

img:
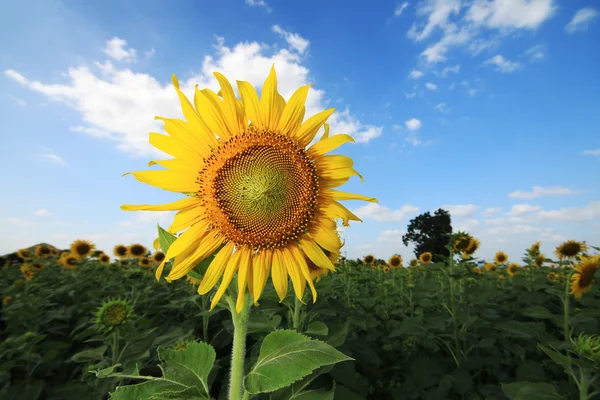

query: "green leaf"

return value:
[95, 363, 122, 378]
[110, 381, 190, 400]
[244, 329, 353, 394]
[305, 321, 329, 336]
[497, 321, 534, 339]
[157, 224, 177, 254]
[70, 345, 108, 363]
[292, 383, 336, 400]
[522, 305, 554, 320]
[159, 342, 216, 397]
[537, 344, 572, 371]
[502, 382, 561, 400]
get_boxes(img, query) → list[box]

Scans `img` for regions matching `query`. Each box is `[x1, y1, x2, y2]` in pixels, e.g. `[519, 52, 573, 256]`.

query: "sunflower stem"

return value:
[226, 294, 251, 400]
[293, 294, 302, 330]
[111, 330, 119, 366]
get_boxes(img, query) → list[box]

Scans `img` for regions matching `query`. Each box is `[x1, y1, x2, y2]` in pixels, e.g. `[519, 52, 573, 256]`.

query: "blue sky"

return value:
[1, 0, 599, 263]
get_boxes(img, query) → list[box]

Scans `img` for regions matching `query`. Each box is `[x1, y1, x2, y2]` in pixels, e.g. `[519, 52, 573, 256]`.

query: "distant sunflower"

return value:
[383, 266, 390, 273]
[555, 240, 589, 260]
[59, 253, 79, 269]
[120, 259, 130, 267]
[95, 298, 133, 333]
[483, 262, 496, 272]
[129, 243, 147, 259]
[186, 274, 202, 287]
[35, 244, 52, 259]
[152, 251, 166, 264]
[70, 240, 95, 259]
[494, 251, 508, 265]
[528, 242, 541, 257]
[453, 234, 473, 254]
[533, 254, 545, 268]
[140, 257, 151, 267]
[570, 256, 599, 298]
[548, 272, 560, 283]
[388, 254, 403, 268]
[20, 264, 34, 281]
[419, 252, 432, 264]
[464, 237, 480, 256]
[99, 254, 111, 265]
[409, 259, 419, 268]
[17, 248, 31, 259]
[363, 254, 376, 266]
[120, 67, 377, 313]
[506, 263, 520, 276]
[30, 262, 43, 272]
[114, 244, 129, 259]
[473, 267, 483, 275]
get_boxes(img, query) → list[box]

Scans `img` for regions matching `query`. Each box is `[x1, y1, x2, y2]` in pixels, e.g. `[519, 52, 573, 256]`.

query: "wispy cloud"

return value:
[352, 203, 420, 222]
[272, 25, 309, 54]
[409, 69, 423, 79]
[565, 7, 599, 33]
[405, 118, 422, 130]
[34, 209, 51, 217]
[509, 185, 580, 199]
[425, 82, 437, 90]
[394, 2, 409, 17]
[245, 0, 272, 13]
[484, 55, 521, 73]
[583, 148, 600, 156]
[42, 153, 67, 166]
[525, 44, 546, 61]
[103, 37, 137, 63]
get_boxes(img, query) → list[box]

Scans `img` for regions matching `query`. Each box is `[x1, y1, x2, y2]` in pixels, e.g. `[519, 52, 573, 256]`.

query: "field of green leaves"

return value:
[1, 239, 600, 400]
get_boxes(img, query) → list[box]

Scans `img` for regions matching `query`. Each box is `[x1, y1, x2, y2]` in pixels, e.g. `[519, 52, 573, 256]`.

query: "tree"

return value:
[402, 209, 453, 262]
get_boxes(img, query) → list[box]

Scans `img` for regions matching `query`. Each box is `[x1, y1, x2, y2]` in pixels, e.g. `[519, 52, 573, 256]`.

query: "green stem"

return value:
[293, 295, 302, 331]
[563, 262, 573, 344]
[579, 370, 589, 400]
[111, 330, 119, 366]
[226, 294, 251, 400]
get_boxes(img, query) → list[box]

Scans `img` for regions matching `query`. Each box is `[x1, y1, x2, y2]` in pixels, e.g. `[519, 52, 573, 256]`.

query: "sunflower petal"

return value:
[167, 233, 224, 281]
[210, 250, 242, 310]
[310, 222, 343, 254]
[123, 169, 198, 193]
[171, 75, 212, 139]
[238, 81, 263, 128]
[168, 207, 205, 234]
[329, 190, 379, 203]
[149, 133, 203, 166]
[195, 89, 234, 140]
[121, 197, 200, 212]
[277, 85, 310, 136]
[271, 248, 289, 301]
[295, 108, 335, 147]
[308, 134, 355, 157]
[197, 242, 235, 295]
[260, 65, 284, 130]
[320, 123, 330, 140]
[322, 201, 362, 226]
[290, 246, 317, 303]
[318, 167, 364, 183]
[156, 116, 216, 151]
[236, 249, 252, 313]
[214, 72, 244, 134]
[299, 238, 336, 272]
[164, 220, 210, 261]
[280, 247, 306, 303]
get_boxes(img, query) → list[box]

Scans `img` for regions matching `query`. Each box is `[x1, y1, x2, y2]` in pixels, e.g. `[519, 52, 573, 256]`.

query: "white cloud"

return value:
[484, 55, 521, 73]
[506, 204, 542, 217]
[408, 0, 462, 42]
[5, 34, 382, 158]
[34, 209, 51, 217]
[425, 82, 438, 90]
[395, 2, 410, 17]
[246, 0, 272, 12]
[441, 64, 460, 76]
[103, 37, 137, 63]
[565, 7, 599, 33]
[435, 102, 449, 113]
[405, 92, 416, 99]
[272, 25, 310, 54]
[525, 44, 546, 61]
[352, 203, 420, 222]
[409, 69, 424, 79]
[42, 153, 67, 166]
[443, 204, 479, 217]
[534, 201, 600, 222]
[509, 185, 580, 199]
[405, 118, 422, 130]
[378, 229, 405, 243]
[583, 148, 600, 156]
[481, 207, 501, 216]
[404, 132, 431, 147]
[466, 0, 556, 29]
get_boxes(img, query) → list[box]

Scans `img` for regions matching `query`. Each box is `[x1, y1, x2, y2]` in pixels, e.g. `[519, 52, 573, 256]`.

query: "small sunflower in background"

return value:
[17, 248, 31, 259]
[70, 240, 95, 260]
[114, 244, 129, 259]
[533, 254, 545, 268]
[409, 259, 419, 268]
[548, 272, 560, 283]
[98, 253, 111, 265]
[139, 257, 151, 267]
[95, 298, 133, 334]
[453, 234, 473, 254]
[483, 262, 496, 272]
[363, 254, 376, 266]
[419, 252, 432, 264]
[494, 251, 508, 265]
[528, 241, 541, 257]
[388, 254, 403, 268]
[152, 251, 166, 264]
[59, 253, 79, 269]
[555, 240, 589, 261]
[383, 266, 390, 273]
[570, 256, 599, 298]
[462, 238, 480, 258]
[3, 296, 13, 305]
[35, 244, 52, 259]
[473, 267, 483, 275]
[29, 262, 43, 272]
[506, 263, 520, 276]
[186, 274, 202, 287]
[20, 264, 34, 281]
[129, 243, 147, 259]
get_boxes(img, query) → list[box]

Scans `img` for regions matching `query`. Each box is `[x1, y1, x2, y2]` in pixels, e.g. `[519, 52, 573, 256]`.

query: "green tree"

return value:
[402, 209, 453, 262]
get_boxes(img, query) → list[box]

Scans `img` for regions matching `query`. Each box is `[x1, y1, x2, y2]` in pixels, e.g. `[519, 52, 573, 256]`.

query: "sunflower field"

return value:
[1, 237, 600, 400]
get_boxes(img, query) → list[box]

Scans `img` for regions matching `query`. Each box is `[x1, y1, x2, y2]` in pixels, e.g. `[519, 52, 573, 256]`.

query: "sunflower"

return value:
[548, 272, 560, 283]
[129, 243, 147, 259]
[30, 262, 43, 272]
[383, 266, 390, 273]
[363, 254, 376, 266]
[388, 254, 403, 268]
[59, 253, 79, 269]
[473, 267, 482, 275]
[152, 251, 166, 264]
[533, 254, 545, 268]
[528, 241, 541, 257]
[35, 244, 52, 259]
[99, 254, 111, 265]
[70, 240, 95, 259]
[419, 252, 432, 264]
[506, 263, 520, 276]
[186, 274, 202, 287]
[464, 237, 480, 257]
[494, 251, 508, 265]
[453, 234, 472, 254]
[95, 298, 133, 333]
[555, 240, 589, 260]
[114, 244, 129, 259]
[139, 257, 151, 267]
[3, 296, 13, 305]
[17, 248, 31, 259]
[483, 262, 496, 272]
[120, 259, 130, 267]
[570, 256, 599, 298]
[121, 67, 377, 313]
[409, 259, 419, 268]
[20, 264, 34, 281]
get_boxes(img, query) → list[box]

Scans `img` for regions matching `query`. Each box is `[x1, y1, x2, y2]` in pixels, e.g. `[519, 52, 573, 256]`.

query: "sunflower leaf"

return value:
[157, 224, 177, 254]
[244, 329, 353, 394]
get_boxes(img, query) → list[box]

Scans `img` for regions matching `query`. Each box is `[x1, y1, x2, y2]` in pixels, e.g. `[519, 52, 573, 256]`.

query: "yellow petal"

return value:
[320, 123, 330, 140]
[299, 238, 336, 272]
[307, 134, 354, 158]
[149, 133, 203, 166]
[156, 116, 216, 152]
[121, 197, 200, 212]
[321, 201, 362, 226]
[260, 65, 284, 130]
[237, 81, 263, 128]
[124, 170, 198, 193]
[153, 238, 159, 251]
[251, 251, 266, 304]
[295, 108, 335, 148]
[318, 167, 364, 183]
[315, 155, 354, 170]
[280, 247, 305, 304]
[210, 249, 242, 310]
[277, 85, 310, 136]
[290, 246, 317, 303]
[168, 207, 205, 234]
[271, 248, 289, 301]
[171, 75, 213, 141]
[164, 220, 210, 261]
[320, 177, 350, 189]
[195, 88, 233, 140]
[328, 190, 379, 203]
[167, 233, 224, 281]
[197, 242, 235, 294]
[214, 72, 245, 134]
[310, 222, 342, 254]
[236, 249, 252, 313]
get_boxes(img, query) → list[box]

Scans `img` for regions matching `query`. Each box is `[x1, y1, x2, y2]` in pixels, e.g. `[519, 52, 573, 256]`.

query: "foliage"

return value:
[402, 209, 453, 262]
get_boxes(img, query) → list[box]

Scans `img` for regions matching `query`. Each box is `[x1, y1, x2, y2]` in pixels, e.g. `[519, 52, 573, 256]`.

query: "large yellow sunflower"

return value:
[570, 256, 599, 298]
[121, 67, 377, 312]
[555, 240, 589, 260]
